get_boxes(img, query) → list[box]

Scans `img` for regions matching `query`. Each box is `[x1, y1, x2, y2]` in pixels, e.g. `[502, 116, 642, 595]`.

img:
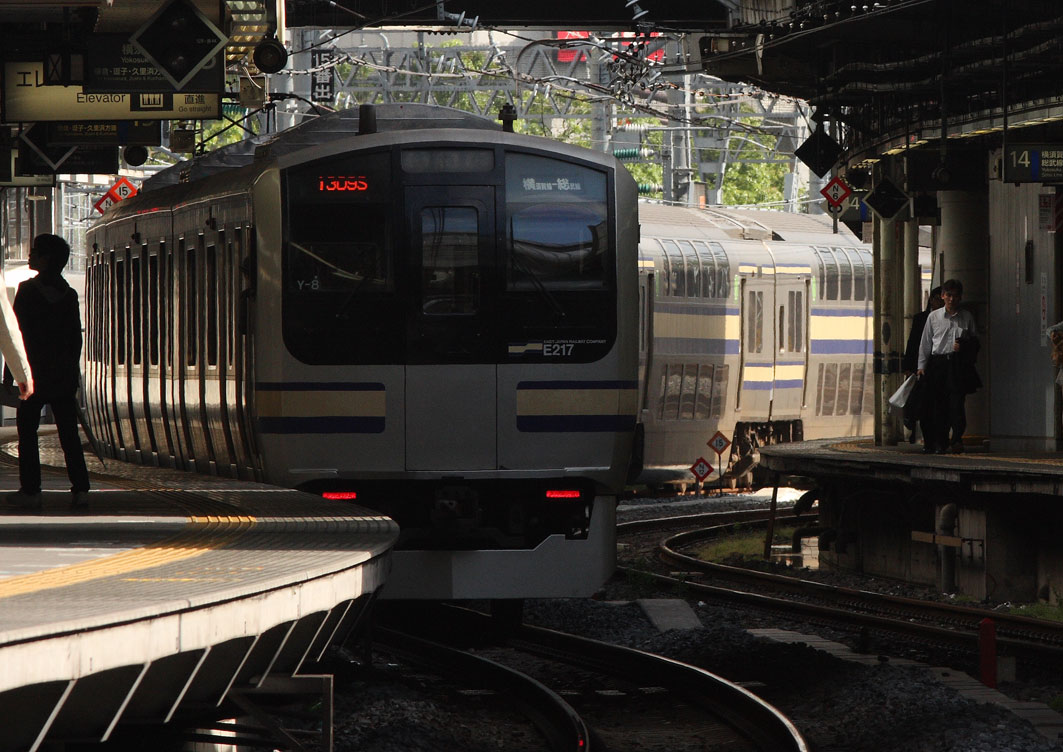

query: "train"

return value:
[631, 203, 874, 489]
[84, 103, 639, 601]
[82, 101, 875, 601]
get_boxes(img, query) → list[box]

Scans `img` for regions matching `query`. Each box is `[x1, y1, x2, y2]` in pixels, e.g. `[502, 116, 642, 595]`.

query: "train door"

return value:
[737, 274, 775, 418]
[772, 278, 808, 417]
[404, 186, 497, 471]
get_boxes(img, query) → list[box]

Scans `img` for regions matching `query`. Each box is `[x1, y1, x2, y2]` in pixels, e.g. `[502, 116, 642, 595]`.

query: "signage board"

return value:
[863, 175, 910, 220]
[690, 457, 712, 482]
[86, 34, 223, 94]
[46, 120, 161, 146]
[4, 62, 219, 122]
[1004, 144, 1063, 183]
[19, 141, 118, 175]
[129, 0, 228, 91]
[708, 430, 731, 455]
[820, 175, 852, 206]
[310, 49, 337, 104]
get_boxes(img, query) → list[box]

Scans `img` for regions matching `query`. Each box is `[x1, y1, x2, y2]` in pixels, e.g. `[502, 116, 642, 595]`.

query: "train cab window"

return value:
[660, 240, 685, 296]
[505, 153, 609, 291]
[677, 240, 698, 297]
[833, 247, 853, 300]
[420, 207, 479, 315]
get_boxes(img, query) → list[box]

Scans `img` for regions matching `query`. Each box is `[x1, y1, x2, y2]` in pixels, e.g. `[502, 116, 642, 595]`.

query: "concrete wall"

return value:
[988, 156, 1060, 451]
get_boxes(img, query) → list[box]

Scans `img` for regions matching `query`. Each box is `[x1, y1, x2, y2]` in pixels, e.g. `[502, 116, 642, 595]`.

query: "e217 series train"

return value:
[83, 102, 873, 601]
[84, 103, 639, 601]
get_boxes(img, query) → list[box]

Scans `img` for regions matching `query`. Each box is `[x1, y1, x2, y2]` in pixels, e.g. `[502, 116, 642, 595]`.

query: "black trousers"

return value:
[925, 354, 967, 449]
[16, 393, 90, 494]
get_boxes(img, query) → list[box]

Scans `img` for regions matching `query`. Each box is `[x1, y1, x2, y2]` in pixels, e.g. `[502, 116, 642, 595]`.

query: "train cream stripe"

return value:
[810, 315, 872, 339]
[775, 265, 812, 274]
[0, 515, 255, 599]
[654, 311, 740, 340]
[742, 364, 774, 382]
[517, 388, 638, 415]
[256, 390, 385, 418]
[774, 363, 805, 380]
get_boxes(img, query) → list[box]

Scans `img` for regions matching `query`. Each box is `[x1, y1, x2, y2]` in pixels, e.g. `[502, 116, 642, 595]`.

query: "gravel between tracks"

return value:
[334, 489, 1063, 751]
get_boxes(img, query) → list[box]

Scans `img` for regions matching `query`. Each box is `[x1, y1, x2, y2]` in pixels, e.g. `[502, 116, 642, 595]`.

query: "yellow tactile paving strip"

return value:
[0, 514, 256, 599]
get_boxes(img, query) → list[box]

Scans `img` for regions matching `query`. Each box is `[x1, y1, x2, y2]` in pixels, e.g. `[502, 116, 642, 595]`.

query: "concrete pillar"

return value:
[903, 220, 921, 343]
[938, 189, 989, 443]
[875, 214, 904, 445]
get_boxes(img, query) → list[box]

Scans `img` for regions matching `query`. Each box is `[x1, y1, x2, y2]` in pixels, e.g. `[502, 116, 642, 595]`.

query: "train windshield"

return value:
[505, 153, 609, 291]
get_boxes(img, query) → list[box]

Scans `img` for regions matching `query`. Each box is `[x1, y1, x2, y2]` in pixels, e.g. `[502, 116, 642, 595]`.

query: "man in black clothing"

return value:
[901, 286, 942, 444]
[5, 234, 89, 509]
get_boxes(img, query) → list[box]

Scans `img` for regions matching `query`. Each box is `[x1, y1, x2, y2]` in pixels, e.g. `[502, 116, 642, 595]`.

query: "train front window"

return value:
[420, 207, 479, 315]
[505, 153, 609, 291]
[288, 204, 391, 294]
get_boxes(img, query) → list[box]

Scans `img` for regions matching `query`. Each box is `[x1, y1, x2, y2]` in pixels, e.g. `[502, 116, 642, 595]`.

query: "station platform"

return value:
[0, 427, 398, 752]
[758, 437, 1063, 603]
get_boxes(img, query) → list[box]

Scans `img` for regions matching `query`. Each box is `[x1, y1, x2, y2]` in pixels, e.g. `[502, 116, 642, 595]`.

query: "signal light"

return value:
[322, 491, 358, 500]
[546, 489, 581, 499]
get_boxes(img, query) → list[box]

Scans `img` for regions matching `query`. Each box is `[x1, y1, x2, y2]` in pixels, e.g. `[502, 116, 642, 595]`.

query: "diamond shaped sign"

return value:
[690, 457, 713, 482]
[863, 175, 910, 220]
[130, 0, 228, 91]
[820, 175, 852, 207]
[794, 127, 842, 178]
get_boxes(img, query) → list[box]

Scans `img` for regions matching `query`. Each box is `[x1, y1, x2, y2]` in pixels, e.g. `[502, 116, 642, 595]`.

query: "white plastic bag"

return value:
[887, 374, 917, 413]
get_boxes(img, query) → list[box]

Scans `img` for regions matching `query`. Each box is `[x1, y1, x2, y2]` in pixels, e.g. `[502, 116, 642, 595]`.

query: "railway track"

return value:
[377, 603, 808, 752]
[619, 508, 1063, 666]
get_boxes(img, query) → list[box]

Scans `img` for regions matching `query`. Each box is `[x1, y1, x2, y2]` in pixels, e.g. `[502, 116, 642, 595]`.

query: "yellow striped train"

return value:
[631, 203, 874, 490]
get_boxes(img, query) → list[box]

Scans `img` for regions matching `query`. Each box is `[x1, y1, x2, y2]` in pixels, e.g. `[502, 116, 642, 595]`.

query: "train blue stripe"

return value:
[742, 382, 774, 391]
[655, 337, 739, 355]
[516, 380, 639, 390]
[257, 417, 386, 433]
[256, 382, 385, 392]
[811, 340, 872, 354]
[774, 379, 804, 388]
[810, 308, 873, 317]
[654, 302, 738, 315]
[517, 415, 638, 432]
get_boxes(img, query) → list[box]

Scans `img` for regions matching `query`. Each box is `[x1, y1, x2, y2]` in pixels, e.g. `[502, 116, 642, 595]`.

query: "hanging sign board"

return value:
[1004, 144, 1063, 183]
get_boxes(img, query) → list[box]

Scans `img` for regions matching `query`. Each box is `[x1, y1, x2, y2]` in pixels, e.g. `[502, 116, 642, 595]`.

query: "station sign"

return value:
[45, 121, 161, 147]
[86, 34, 223, 94]
[1004, 144, 1063, 183]
[4, 62, 220, 122]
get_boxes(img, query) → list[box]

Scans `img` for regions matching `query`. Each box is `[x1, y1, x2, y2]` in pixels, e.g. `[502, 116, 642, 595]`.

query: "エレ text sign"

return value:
[4, 62, 219, 122]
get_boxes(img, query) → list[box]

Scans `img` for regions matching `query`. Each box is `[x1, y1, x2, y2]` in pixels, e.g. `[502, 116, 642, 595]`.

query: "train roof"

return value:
[638, 201, 864, 245]
[144, 103, 500, 192]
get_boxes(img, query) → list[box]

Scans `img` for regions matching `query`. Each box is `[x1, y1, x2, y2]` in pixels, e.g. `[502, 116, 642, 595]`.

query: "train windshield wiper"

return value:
[511, 258, 565, 320]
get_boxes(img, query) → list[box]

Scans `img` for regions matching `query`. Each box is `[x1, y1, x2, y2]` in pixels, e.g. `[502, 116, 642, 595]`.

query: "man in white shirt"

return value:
[916, 278, 979, 454]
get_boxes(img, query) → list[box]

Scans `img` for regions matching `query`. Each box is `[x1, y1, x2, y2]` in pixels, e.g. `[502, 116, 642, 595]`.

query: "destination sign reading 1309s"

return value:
[1004, 144, 1063, 183]
[318, 175, 368, 192]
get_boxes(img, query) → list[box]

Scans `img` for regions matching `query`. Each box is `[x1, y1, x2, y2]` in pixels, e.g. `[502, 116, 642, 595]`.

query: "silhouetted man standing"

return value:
[6, 234, 89, 508]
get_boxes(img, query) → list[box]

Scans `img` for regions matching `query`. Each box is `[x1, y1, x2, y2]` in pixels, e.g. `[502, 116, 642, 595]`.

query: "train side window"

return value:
[710, 242, 729, 298]
[823, 248, 839, 299]
[818, 363, 838, 416]
[186, 243, 197, 368]
[694, 363, 714, 419]
[833, 247, 853, 300]
[660, 240, 684, 296]
[747, 291, 763, 353]
[166, 253, 174, 370]
[692, 241, 715, 297]
[787, 290, 804, 352]
[678, 240, 698, 298]
[662, 363, 682, 420]
[849, 364, 865, 414]
[131, 255, 142, 366]
[116, 255, 126, 366]
[850, 249, 868, 300]
[835, 364, 851, 415]
[679, 364, 698, 419]
[148, 253, 159, 366]
[711, 364, 728, 418]
[657, 240, 671, 296]
[206, 243, 218, 366]
[639, 284, 647, 353]
[863, 366, 875, 415]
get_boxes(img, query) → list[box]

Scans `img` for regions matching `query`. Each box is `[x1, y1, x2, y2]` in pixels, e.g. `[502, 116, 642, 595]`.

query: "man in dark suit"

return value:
[902, 286, 941, 445]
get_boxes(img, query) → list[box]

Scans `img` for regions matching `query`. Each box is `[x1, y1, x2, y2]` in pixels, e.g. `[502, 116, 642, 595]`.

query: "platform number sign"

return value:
[707, 431, 731, 496]
[690, 457, 712, 483]
[94, 176, 138, 214]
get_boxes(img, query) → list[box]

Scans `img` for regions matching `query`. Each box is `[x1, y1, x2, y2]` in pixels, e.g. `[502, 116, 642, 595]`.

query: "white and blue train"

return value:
[631, 203, 875, 489]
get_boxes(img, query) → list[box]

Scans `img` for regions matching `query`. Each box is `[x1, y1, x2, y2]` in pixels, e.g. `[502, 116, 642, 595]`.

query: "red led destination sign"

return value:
[318, 175, 368, 192]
